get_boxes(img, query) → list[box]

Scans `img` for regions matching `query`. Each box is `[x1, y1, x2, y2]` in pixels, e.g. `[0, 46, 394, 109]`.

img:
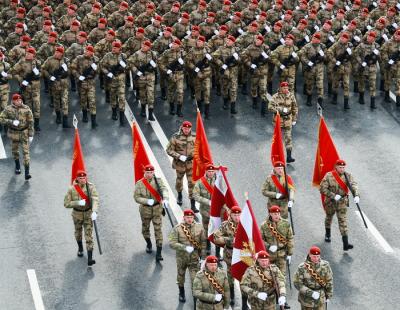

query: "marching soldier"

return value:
[136, 2, 156, 29]
[215, 0, 232, 25]
[163, 1, 181, 27]
[66, 31, 88, 93]
[116, 16, 136, 44]
[199, 12, 218, 41]
[213, 205, 241, 306]
[60, 19, 80, 48]
[268, 83, 298, 163]
[88, 18, 108, 45]
[265, 21, 284, 94]
[169, 209, 207, 303]
[240, 250, 287, 310]
[166, 120, 196, 209]
[63, 170, 99, 267]
[192, 255, 231, 309]
[226, 11, 246, 38]
[208, 24, 228, 96]
[0, 51, 10, 131]
[81, 2, 105, 34]
[320, 159, 359, 251]
[4, 22, 25, 51]
[122, 27, 147, 58]
[134, 164, 169, 262]
[3, 6, 25, 37]
[78, 0, 100, 21]
[108, 1, 131, 30]
[190, 1, 208, 26]
[172, 12, 191, 40]
[0, 93, 33, 179]
[8, 34, 31, 67]
[56, 4, 78, 34]
[294, 246, 333, 310]
[144, 14, 163, 42]
[381, 28, 400, 105]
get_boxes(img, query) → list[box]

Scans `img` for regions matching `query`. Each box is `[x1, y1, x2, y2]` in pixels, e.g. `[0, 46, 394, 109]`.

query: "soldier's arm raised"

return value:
[193, 182, 211, 205]
[133, 181, 151, 205]
[64, 187, 80, 208]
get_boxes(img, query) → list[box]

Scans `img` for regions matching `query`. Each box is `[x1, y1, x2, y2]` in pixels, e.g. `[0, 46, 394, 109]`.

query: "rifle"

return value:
[269, 41, 281, 51]
[283, 166, 295, 235]
[335, 48, 352, 65]
[108, 57, 127, 78]
[168, 58, 184, 72]
[388, 50, 400, 64]
[82, 64, 97, 79]
[220, 53, 239, 73]
[253, 51, 269, 67]
[50, 65, 68, 81]
[305, 51, 325, 71]
[194, 56, 210, 72]
[286, 258, 292, 289]
[269, 266, 285, 310]
[363, 52, 379, 66]
[154, 176, 174, 228]
[343, 172, 368, 229]
[134, 60, 157, 79]
[281, 52, 298, 67]
[86, 182, 103, 255]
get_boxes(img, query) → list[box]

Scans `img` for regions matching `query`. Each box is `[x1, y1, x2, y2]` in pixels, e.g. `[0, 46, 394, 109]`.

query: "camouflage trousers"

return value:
[72, 212, 94, 250]
[304, 65, 324, 97]
[109, 76, 126, 111]
[301, 304, 325, 310]
[325, 203, 348, 236]
[269, 254, 287, 276]
[193, 74, 211, 104]
[250, 73, 268, 102]
[11, 132, 30, 165]
[358, 66, 377, 97]
[139, 204, 163, 246]
[332, 65, 351, 97]
[383, 66, 400, 95]
[78, 80, 96, 114]
[159, 70, 167, 90]
[279, 66, 296, 93]
[199, 204, 210, 234]
[267, 200, 289, 219]
[221, 67, 238, 102]
[21, 83, 41, 118]
[223, 248, 234, 287]
[137, 74, 155, 108]
[0, 84, 9, 113]
[267, 63, 275, 85]
[51, 84, 69, 115]
[282, 125, 293, 151]
[326, 62, 334, 85]
[167, 71, 184, 105]
[176, 253, 200, 287]
[175, 161, 194, 198]
[248, 295, 276, 310]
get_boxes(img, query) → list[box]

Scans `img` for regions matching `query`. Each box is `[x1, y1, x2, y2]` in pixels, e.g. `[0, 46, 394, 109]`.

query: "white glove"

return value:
[336, 61, 341, 66]
[195, 67, 200, 73]
[362, 62, 367, 67]
[167, 69, 172, 75]
[392, 23, 398, 29]
[178, 58, 184, 65]
[382, 34, 388, 42]
[147, 199, 155, 206]
[354, 196, 360, 204]
[136, 70, 143, 76]
[345, 5, 350, 11]
[326, 299, 330, 303]
[215, 294, 223, 302]
[269, 245, 278, 253]
[233, 52, 239, 60]
[238, 28, 244, 34]
[79, 75, 85, 81]
[305, 35, 310, 42]
[50, 76, 56, 81]
[342, 25, 347, 30]
[179, 155, 187, 162]
[291, 52, 298, 58]
[91, 63, 97, 70]
[214, 29, 219, 35]
[12, 120, 20, 126]
[314, 25, 320, 31]
[205, 53, 212, 60]
[279, 64, 286, 70]
[307, 61, 314, 67]
[1, 71, 7, 77]
[22, 80, 29, 86]
[91, 212, 97, 221]
[107, 72, 113, 78]
[328, 36, 335, 43]
[33, 67, 39, 75]
[292, 121, 296, 126]
[276, 193, 282, 199]
[119, 60, 127, 68]
[265, 25, 271, 32]
[346, 48, 352, 55]
[78, 199, 86, 206]
[373, 49, 379, 56]
[261, 51, 268, 59]
[251, 64, 257, 69]
[208, 200, 212, 206]
[186, 30, 191, 35]
[61, 63, 68, 71]
[283, 108, 288, 113]
[257, 292, 268, 301]
[150, 60, 157, 68]
[280, 38, 285, 44]
[28, 136, 33, 143]
[334, 194, 341, 201]
[222, 64, 228, 70]
[288, 201, 293, 208]
[367, 25, 372, 31]
[185, 245, 194, 253]
[286, 256, 291, 264]
[278, 296, 286, 306]
[354, 36, 360, 42]
[312, 291, 320, 300]
[389, 59, 395, 65]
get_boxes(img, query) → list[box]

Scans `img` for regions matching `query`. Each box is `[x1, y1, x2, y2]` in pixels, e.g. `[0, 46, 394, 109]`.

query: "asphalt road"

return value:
[1, 76, 399, 310]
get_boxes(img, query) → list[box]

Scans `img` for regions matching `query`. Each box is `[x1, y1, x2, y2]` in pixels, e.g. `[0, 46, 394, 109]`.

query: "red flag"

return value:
[193, 110, 213, 182]
[312, 117, 340, 187]
[270, 113, 286, 165]
[132, 122, 151, 183]
[231, 198, 266, 281]
[71, 128, 86, 184]
[208, 167, 238, 242]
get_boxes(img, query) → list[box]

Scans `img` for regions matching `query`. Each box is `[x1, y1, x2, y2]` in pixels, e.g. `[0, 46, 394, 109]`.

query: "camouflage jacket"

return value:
[128, 49, 158, 78]
[215, 10, 231, 25]
[169, 222, 207, 259]
[10, 58, 41, 85]
[82, 13, 105, 33]
[268, 92, 298, 126]
[136, 11, 154, 28]
[162, 11, 179, 27]
[190, 9, 207, 26]
[212, 45, 241, 70]
[260, 218, 294, 258]
[299, 42, 327, 69]
[122, 36, 146, 57]
[354, 42, 380, 70]
[116, 25, 137, 44]
[166, 129, 196, 168]
[186, 46, 213, 77]
[270, 44, 299, 68]
[172, 22, 190, 40]
[103, 1, 120, 17]
[0, 103, 33, 138]
[265, 31, 283, 52]
[100, 52, 128, 83]
[71, 54, 99, 81]
[37, 43, 58, 63]
[226, 20, 246, 38]
[56, 14, 78, 33]
[31, 31, 50, 50]
[208, 0, 223, 12]
[0, 60, 10, 87]
[242, 7, 260, 25]
[94, 38, 113, 60]
[88, 27, 108, 45]
[213, 219, 237, 262]
[320, 170, 358, 208]
[181, 0, 197, 13]
[236, 30, 258, 50]
[199, 21, 219, 41]
[327, 41, 354, 69]
[261, 172, 295, 205]
[193, 175, 215, 208]
[64, 181, 99, 220]
[4, 32, 22, 51]
[380, 39, 400, 70]
[129, 0, 147, 17]
[41, 56, 70, 86]
[207, 34, 226, 52]
[60, 30, 78, 48]
[145, 24, 163, 42]
[153, 35, 175, 55]
[109, 10, 131, 30]
[157, 0, 174, 16]
[66, 42, 87, 61]
[241, 43, 270, 75]
[134, 177, 168, 206]
[158, 48, 186, 74]
[7, 45, 27, 66]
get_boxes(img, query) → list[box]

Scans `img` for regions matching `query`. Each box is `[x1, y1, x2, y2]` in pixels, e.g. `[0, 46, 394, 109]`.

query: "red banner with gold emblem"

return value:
[132, 122, 151, 183]
[71, 128, 86, 184]
[270, 112, 286, 166]
[193, 110, 213, 182]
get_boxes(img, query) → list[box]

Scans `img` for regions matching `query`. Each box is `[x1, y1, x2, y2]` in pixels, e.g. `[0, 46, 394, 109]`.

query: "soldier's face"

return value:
[285, 38, 293, 46]
[226, 39, 234, 46]
[340, 36, 348, 44]
[48, 37, 56, 43]
[206, 170, 215, 178]
[172, 7, 179, 13]
[310, 254, 320, 264]
[196, 40, 204, 48]
[231, 213, 241, 223]
[270, 212, 280, 222]
[144, 171, 154, 179]
[154, 20, 161, 27]
[78, 37, 87, 44]
[192, 30, 199, 37]
[142, 44, 151, 52]
[136, 32, 144, 39]
[71, 25, 79, 32]
[55, 51, 63, 59]
[26, 52, 35, 60]
[21, 41, 29, 47]
[219, 29, 227, 36]
[223, 5, 230, 11]
[284, 14, 292, 21]
[207, 263, 218, 272]
[13, 98, 22, 106]
[207, 17, 214, 23]
[273, 25, 281, 32]
[395, 34, 400, 42]
[92, 7, 100, 14]
[184, 215, 194, 224]
[112, 46, 121, 53]
[85, 50, 94, 57]
[68, 9, 75, 15]
[336, 165, 345, 174]
[280, 86, 289, 94]
[99, 23, 106, 29]
[323, 23, 331, 31]
[77, 176, 87, 184]
[298, 23, 306, 30]
[337, 13, 344, 20]
[367, 35, 375, 44]
[274, 166, 284, 175]
[182, 127, 191, 135]
[258, 258, 269, 268]
[311, 38, 320, 44]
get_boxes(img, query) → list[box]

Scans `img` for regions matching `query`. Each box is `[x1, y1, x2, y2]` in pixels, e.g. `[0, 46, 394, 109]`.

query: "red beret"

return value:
[143, 40, 152, 48]
[250, 21, 258, 28]
[121, 1, 129, 8]
[198, 36, 206, 42]
[68, 4, 77, 11]
[234, 11, 242, 18]
[27, 47, 36, 55]
[99, 18, 107, 24]
[220, 25, 228, 31]
[309, 246, 321, 255]
[182, 120, 192, 128]
[182, 12, 190, 19]
[327, 0, 334, 4]
[276, 0, 283, 4]
[165, 26, 173, 32]
[21, 35, 31, 42]
[16, 22, 24, 28]
[147, 3, 155, 9]
[310, 8, 317, 14]
[231, 206, 242, 214]
[144, 164, 155, 171]
[251, 0, 258, 4]
[388, 7, 397, 13]
[362, 8, 369, 13]
[206, 164, 215, 171]
[208, 12, 216, 17]
[78, 31, 87, 38]
[112, 40, 122, 48]
[126, 16, 134, 22]
[55, 46, 64, 53]
[260, 11, 267, 17]
[380, 0, 387, 3]
[256, 34, 264, 42]
[368, 31, 376, 38]
[313, 32, 321, 39]
[338, 8, 346, 14]
[154, 15, 163, 21]
[286, 34, 295, 40]
[341, 32, 349, 39]
[299, 19, 308, 25]
[93, 2, 102, 9]
[173, 38, 182, 45]
[108, 29, 116, 36]
[199, 1, 207, 7]
[86, 45, 94, 53]
[173, 2, 180, 8]
[269, 205, 281, 213]
[350, 20, 357, 26]
[396, 29, 400, 36]
[354, 0, 361, 4]
[192, 25, 200, 31]
[43, 20, 52, 26]
[49, 32, 58, 38]
[76, 170, 87, 177]
[224, 0, 231, 4]
[206, 255, 218, 263]
[285, 10, 293, 15]
[274, 160, 285, 167]
[256, 250, 269, 259]
[336, 159, 346, 166]
[137, 27, 145, 34]
[280, 81, 289, 87]
[275, 21, 283, 27]
[378, 17, 386, 25]
[17, 7, 26, 14]
[71, 20, 80, 26]
[12, 93, 22, 101]
[183, 209, 195, 216]
[43, 6, 52, 13]
[227, 35, 236, 42]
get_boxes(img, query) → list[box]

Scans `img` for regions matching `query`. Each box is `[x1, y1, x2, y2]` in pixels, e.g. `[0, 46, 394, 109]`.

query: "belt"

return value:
[226, 246, 233, 250]
[73, 208, 91, 212]
[9, 126, 28, 131]
[200, 299, 222, 305]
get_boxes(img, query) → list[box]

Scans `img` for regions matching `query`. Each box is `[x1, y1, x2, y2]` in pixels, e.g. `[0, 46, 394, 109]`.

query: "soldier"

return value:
[95, 29, 115, 97]
[240, 250, 287, 310]
[293, 0, 308, 24]
[226, 11, 246, 38]
[136, 2, 156, 28]
[299, 32, 326, 107]
[77, 0, 98, 20]
[7, 34, 31, 67]
[54, 0, 73, 20]
[331, 9, 348, 35]
[193, 255, 231, 308]
[317, 0, 335, 23]
[56, 4, 78, 33]
[163, 1, 180, 27]
[385, 7, 400, 36]
[169, 209, 207, 303]
[9, 47, 41, 132]
[213, 205, 241, 306]
[66, 31, 88, 93]
[31, 20, 53, 50]
[267, 0, 284, 25]
[281, 10, 296, 35]
[59, 19, 80, 48]
[157, 38, 185, 116]
[3, 6, 25, 37]
[4, 22, 25, 51]
[199, 12, 219, 41]
[172, 12, 191, 40]
[294, 246, 333, 310]
[100, 40, 128, 125]
[108, 1, 131, 30]
[27, 0, 47, 20]
[370, 0, 388, 23]
[242, 0, 261, 25]
[345, 0, 361, 22]
[128, 40, 157, 121]
[0, 51, 10, 131]
[215, 0, 232, 25]
[212, 35, 240, 114]
[88, 18, 108, 45]
[268, 83, 298, 163]
[190, 0, 207, 26]
[0, 0, 19, 26]
[122, 27, 147, 58]
[129, 0, 148, 17]
[208, 24, 228, 96]
[42, 46, 71, 128]
[81, 2, 104, 33]
[27, 6, 54, 36]
[381, 28, 400, 105]
[157, 0, 175, 16]
[166, 120, 196, 207]
[265, 21, 284, 94]
[104, 0, 123, 17]
[144, 14, 163, 42]
[354, 7, 372, 34]
[71, 45, 99, 128]
[320, 159, 359, 251]
[134, 164, 169, 261]
[63, 170, 99, 267]
[290, 19, 311, 50]
[116, 16, 136, 44]
[0, 94, 33, 179]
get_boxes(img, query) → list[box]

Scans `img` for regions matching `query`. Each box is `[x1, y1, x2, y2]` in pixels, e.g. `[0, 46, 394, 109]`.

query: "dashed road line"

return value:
[27, 269, 45, 310]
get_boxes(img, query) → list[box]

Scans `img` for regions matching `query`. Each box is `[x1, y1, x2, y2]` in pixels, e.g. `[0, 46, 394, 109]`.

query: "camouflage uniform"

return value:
[199, 21, 219, 41]
[136, 11, 155, 28]
[193, 175, 215, 234]
[0, 60, 10, 114]
[172, 21, 190, 40]
[4, 31, 23, 51]
[207, 32, 226, 95]
[82, 13, 104, 33]
[134, 176, 168, 247]
[145, 23, 162, 42]
[104, 0, 122, 16]
[116, 24, 137, 44]
[56, 14, 78, 33]
[7, 44, 28, 67]
[109, 10, 131, 30]
[270, 44, 299, 93]
[60, 29, 78, 48]
[380, 37, 400, 103]
[190, 8, 207, 26]
[129, 0, 148, 17]
[163, 10, 179, 27]
[265, 30, 284, 92]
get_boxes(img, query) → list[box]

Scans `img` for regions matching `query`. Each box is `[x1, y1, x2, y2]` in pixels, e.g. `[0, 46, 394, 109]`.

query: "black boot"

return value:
[156, 246, 163, 262]
[140, 104, 146, 117]
[268, 82, 273, 95]
[380, 79, 384, 91]
[77, 241, 84, 257]
[169, 102, 175, 115]
[230, 101, 237, 114]
[91, 114, 98, 129]
[260, 100, 267, 117]
[34, 118, 41, 131]
[56, 111, 62, 124]
[317, 97, 323, 108]
[230, 285, 235, 306]
[145, 238, 152, 253]
[252, 97, 258, 109]
[242, 295, 249, 310]
[206, 240, 211, 255]
[119, 110, 125, 126]
[191, 199, 198, 213]
[197, 100, 203, 113]
[82, 109, 88, 122]
[325, 228, 331, 242]
[370, 96, 376, 109]
[397, 96, 400, 107]
[105, 90, 110, 103]
[331, 93, 337, 105]
[223, 97, 229, 110]
[328, 83, 332, 95]
[353, 81, 359, 93]
[241, 83, 247, 95]
[161, 88, 167, 100]
[286, 149, 295, 163]
[216, 84, 221, 96]
[359, 92, 364, 104]
[70, 77, 76, 92]
[306, 95, 312, 106]
[112, 107, 118, 120]
[284, 302, 291, 309]
[384, 91, 390, 102]
[148, 108, 155, 121]
[176, 104, 183, 117]
[15, 159, 21, 174]
[44, 79, 49, 93]
[177, 192, 183, 205]
[344, 96, 350, 110]
[303, 83, 307, 95]
[49, 95, 54, 108]
[24, 164, 31, 180]
[178, 286, 186, 303]
[190, 87, 195, 98]
[62, 115, 71, 128]
[87, 250, 96, 266]
[204, 104, 210, 119]
[342, 235, 354, 251]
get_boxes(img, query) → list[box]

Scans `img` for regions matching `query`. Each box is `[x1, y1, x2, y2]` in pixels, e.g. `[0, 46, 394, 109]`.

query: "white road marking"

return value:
[26, 269, 45, 310]
[0, 134, 6, 159]
[355, 211, 394, 253]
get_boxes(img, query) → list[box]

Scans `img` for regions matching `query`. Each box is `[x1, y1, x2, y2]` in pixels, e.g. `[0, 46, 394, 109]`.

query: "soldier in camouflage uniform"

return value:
[109, 1, 131, 30]
[242, 0, 261, 25]
[116, 16, 136, 44]
[7, 35, 31, 67]
[289, 19, 311, 50]
[162, 1, 180, 27]
[77, 0, 98, 20]
[64, 170, 99, 267]
[267, 0, 284, 25]
[136, 2, 156, 28]
[199, 12, 219, 41]
[56, 4, 78, 33]
[169, 209, 207, 303]
[66, 31, 88, 93]
[215, 0, 232, 25]
[172, 12, 191, 40]
[226, 11, 246, 38]
[0, 94, 33, 179]
[268, 83, 298, 163]
[157, 0, 175, 16]
[345, 0, 361, 21]
[134, 164, 169, 262]
[240, 250, 287, 310]
[81, 2, 104, 33]
[192, 255, 230, 309]
[294, 246, 333, 310]
[320, 159, 359, 251]
[213, 205, 241, 306]
[88, 18, 108, 45]
[208, 24, 228, 96]
[0, 0, 18, 27]
[4, 22, 25, 51]
[104, 0, 123, 17]
[265, 21, 284, 94]
[95, 29, 116, 97]
[54, 0, 72, 20]
[3, 6, 25, 37]
[0, 51, 10, 129]
[30, 20, 53, 50]
[122, 27, 147, 58]
[370, 0, 388, 23]
[60, 19, 80, 48]
[145, 14, 163, 42]
[190, 0, 207, 26]
[27, 5, 54, 36]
